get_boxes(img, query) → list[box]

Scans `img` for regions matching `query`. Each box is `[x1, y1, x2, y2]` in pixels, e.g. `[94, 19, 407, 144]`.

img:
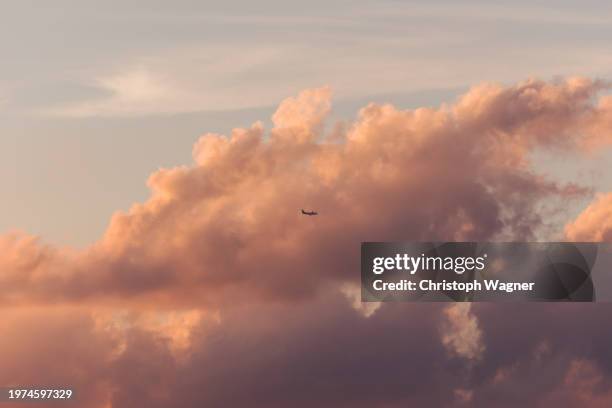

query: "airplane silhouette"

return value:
[301, 209, 318, 216]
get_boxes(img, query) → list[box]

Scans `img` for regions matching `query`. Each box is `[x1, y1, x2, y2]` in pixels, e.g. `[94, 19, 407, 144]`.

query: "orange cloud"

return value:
[565, 193, 612, 241]
[3, 78, 612, 308]
[3, 78, 612, 407]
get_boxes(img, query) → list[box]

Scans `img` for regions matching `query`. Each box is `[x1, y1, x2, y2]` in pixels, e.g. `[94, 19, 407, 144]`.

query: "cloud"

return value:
[37, 19, 612, 120]
[9, 78, 612, 307]
[0, 306, 118, 408]
[43, 68, 201, 117]
[558, 359, 612, 407]
[41, 47, 337, 118]
[340, 282, 381, 318]
[441, 303, 485, 362]
[6, 78, 612, 307]
[565, 193, 612, 241]
[4, 78, 612, 407]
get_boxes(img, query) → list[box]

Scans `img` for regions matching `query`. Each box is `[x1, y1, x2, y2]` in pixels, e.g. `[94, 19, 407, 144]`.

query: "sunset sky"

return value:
[3, 0, 612, 245]
[3, 1, 612, 407]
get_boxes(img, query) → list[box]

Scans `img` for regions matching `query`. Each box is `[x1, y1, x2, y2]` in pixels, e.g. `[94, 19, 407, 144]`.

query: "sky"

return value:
[4, 2, 612, 407]
[3, 0, 612, 245]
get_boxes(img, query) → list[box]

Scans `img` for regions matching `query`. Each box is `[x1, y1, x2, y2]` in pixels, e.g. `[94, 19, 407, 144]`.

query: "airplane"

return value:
[301, 209, 318, 216]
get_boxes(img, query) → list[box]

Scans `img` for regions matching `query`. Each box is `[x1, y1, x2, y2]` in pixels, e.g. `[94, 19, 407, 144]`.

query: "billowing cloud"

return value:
[3, 78, 612, 407]
[5, 77, 611, 307]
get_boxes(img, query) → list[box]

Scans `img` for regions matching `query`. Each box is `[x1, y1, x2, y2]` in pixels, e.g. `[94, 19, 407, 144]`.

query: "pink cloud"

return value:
[6, 78, 611, 307]
[565, 193, 612, 241]
[2, 78, 612, 407]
